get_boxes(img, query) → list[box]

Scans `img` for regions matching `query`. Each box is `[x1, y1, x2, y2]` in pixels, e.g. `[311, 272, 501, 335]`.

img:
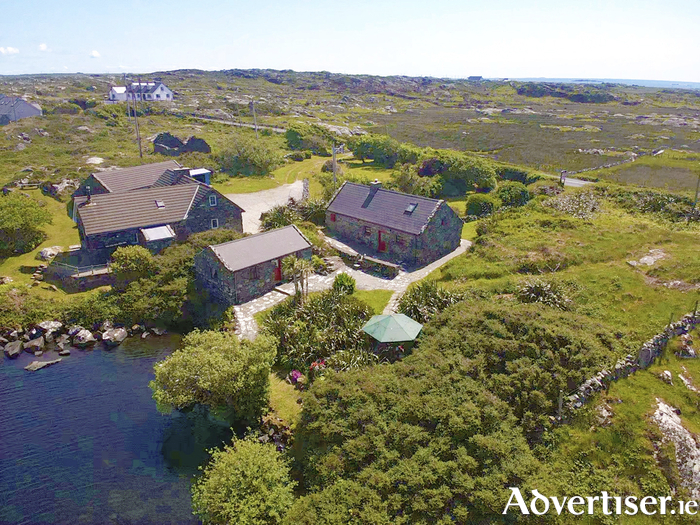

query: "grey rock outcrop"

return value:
[24, 336, 45, 354]
[102, 328, 128, 347]
[73, 329, 96, 348]
[4, 340, 23, 359]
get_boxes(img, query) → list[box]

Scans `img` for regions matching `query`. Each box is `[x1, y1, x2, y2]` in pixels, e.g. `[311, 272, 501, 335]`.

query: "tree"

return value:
[149, 330, 276, 425]
[388, 164, 441, 198]
[192, 437, 296, 525]
[110, 245, 158, 292]
[0, 193, 52, 255]
[465, 193, 501, 217]
[281, 255, 313, 300]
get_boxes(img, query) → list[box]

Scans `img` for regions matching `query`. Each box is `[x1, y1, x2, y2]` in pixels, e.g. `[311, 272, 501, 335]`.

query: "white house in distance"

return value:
[108, 82, 173, 102]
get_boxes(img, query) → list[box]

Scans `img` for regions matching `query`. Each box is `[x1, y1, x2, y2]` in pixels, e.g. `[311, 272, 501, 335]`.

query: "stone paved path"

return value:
[226, 181, 304, 233]
[234, 239, 471, 340]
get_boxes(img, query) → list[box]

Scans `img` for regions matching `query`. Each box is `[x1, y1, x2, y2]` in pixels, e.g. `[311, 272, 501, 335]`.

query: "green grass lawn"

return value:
[352, 289, 394, 315]
[0, 189, 85, 301]
[268, 373, 302, 430]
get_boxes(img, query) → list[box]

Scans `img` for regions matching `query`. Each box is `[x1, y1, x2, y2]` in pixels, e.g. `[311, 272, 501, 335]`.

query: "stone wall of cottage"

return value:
[178, 190, 243, 237]
[73, 176, 110, 198]
[326, 212, 419, 265]
[415, 202, 462, 265]
[194, 247, 312, 306]
[325, 201, 461, 266]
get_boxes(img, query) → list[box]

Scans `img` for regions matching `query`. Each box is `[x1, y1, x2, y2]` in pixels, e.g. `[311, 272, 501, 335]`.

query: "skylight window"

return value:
[405, 203, 418, 214]
[155, 200, 165, 209]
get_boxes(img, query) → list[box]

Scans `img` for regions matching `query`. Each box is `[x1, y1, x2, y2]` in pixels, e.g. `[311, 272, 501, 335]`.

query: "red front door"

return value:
[274, 260, 282, 281]
[378, 231, 387, 253]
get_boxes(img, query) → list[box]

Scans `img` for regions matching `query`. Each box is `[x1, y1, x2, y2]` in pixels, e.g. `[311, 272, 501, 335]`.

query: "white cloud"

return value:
[38, 43, 48, 52]
[90, 50, 100, 58]
[0, 47, 19, 55]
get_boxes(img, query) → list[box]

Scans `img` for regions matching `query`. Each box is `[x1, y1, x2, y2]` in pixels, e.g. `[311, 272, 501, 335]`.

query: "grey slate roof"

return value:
[76, 184, 201, 236]
[92, 160, 181, 193]
[0, 96, 42, 121]
[326, 182, 442, 235]
[210, 225, 311, 273]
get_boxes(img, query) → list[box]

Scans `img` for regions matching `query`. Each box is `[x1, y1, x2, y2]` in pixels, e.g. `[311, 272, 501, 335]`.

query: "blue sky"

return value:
[1, 0, 699, 81]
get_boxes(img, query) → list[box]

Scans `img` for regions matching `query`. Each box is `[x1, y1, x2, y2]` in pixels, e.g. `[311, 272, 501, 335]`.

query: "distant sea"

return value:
[507, 78, 700, 90]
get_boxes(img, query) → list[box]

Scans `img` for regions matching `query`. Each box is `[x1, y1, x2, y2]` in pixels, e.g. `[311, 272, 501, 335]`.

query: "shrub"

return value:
[496, 181, 531, 207]
[261, 289, 373, 371]
[516, 278, 572, 310]
[320, 159, 343, 175]
[465, 193, 501, 217]
[217, 134, 283, 176]
[397, 280, 464, 323]
[288, 151, 305, 162]
[332, 273, 356, 295]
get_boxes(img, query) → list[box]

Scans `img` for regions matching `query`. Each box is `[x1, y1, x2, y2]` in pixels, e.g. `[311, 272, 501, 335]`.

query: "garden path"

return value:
[234, 239, 471, 340]
[226, 181, 304, 233]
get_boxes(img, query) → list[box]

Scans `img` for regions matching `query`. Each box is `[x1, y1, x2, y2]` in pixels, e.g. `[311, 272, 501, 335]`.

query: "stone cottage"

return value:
[75, 182, 243, 252]
[194, 225, 313, 305]
[325, 181, 462, 266]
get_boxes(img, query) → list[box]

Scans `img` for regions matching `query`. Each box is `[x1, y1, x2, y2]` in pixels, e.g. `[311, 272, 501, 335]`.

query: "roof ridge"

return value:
[210, 224, 298, 249]
[344, 181, 442, 203]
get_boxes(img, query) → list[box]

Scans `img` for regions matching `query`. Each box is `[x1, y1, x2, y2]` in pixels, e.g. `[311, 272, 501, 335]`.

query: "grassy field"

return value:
[268, 373, 302, 429]
[351, 289, 394, 314]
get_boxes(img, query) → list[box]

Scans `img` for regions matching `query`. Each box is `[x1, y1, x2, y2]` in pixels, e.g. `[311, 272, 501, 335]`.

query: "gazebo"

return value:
[361, 314, 423, 358]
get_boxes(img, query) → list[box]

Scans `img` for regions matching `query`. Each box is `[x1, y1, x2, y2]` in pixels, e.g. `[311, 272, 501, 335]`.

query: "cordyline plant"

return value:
[397, 280, 465, 324]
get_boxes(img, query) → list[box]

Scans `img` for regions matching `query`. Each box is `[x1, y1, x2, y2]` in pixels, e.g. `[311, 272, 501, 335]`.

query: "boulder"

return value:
[58, 348, 71, 356]
[151, 327, 167, 336]
[56, 334, 70, 346]
[67, 325, 84, 337]
[141, 331, 150, 339]
[183, 136, 211, 154]
[99, 320, 114, 332]
[4, 340, 23, 359]
[38, 320, 63, 333]
[37, 246, 62, 261]
[24, 359, 61, 372]
[102, 328, 128, 347]
[24, 336, 45, 353]
[73, 329, 96, 348]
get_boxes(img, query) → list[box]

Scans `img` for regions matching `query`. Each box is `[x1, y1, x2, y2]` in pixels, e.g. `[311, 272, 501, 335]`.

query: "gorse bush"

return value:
[465, 193, 501, 218]
[543, 190, 600, 219]
[496, 181, 531, 207]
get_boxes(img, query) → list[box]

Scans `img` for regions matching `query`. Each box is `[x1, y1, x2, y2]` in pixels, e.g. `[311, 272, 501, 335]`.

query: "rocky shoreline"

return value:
[2, 320, 167, 371]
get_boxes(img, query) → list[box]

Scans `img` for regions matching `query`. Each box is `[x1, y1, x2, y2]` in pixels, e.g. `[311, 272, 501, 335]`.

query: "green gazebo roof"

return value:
[361, 314, 423, 343]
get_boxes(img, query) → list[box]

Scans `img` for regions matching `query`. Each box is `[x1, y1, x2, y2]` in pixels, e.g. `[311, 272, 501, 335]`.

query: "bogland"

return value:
[0, 69, 699, 523]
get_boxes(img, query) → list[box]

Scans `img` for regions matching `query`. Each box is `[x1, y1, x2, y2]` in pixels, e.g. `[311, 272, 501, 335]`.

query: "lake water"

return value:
[0, 335, 232, 525]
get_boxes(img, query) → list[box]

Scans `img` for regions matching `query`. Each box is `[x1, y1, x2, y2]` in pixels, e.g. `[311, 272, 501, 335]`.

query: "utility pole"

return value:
[250, 100, 259, 139]
[693, 170, 700, 209]
[332, 145, 338, 191]
[134, 76, 143, 158]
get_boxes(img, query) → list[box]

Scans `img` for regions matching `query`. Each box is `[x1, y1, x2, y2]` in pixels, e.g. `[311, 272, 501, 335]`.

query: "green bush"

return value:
[496, 181, 531, 207]
[397, 280, 463, 323]
[516, 278, 571, 310]
[332, 273, 356, 295]
[261, 289, 373, 371]
[217, 134, 283, 176]
[192, 437, 295, 525]
[465, 193, 501, 217]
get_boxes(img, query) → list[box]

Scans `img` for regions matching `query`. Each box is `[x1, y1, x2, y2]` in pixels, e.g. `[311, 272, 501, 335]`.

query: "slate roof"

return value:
[76, 184, 201, 236]
[210, 225, 311, 273]
[91, 160, 181, 193]
[0, 96, 42, 120]
[326, 182, 443, 235]
[128, 82, 167, 95]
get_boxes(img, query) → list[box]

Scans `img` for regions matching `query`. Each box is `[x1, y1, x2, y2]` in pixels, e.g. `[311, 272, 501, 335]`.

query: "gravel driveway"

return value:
[226, 181, 304, 233]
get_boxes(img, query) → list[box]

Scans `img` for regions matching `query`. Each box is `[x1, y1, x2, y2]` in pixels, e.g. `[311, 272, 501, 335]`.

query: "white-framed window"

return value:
[211, 218, 219, 229]
[209, 195, 217, 207]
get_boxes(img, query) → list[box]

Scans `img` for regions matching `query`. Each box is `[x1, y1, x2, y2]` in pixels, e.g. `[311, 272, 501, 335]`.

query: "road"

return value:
[564, 177, 594, 188]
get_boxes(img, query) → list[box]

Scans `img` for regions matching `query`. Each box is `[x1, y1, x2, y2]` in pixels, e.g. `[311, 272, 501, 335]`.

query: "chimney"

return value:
[86, 185, 91, 204]
[362, 180, 382, 208]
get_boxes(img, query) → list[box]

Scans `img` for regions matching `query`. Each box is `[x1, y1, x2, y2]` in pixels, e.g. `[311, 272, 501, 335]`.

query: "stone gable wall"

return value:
[194, 247, 312, 306]
[415, 202, 462, 264]
[179, 189, 242, 237]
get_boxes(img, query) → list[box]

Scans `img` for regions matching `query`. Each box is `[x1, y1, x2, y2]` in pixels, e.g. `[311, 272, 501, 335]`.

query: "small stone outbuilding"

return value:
[194, 225, 313, 305]
[326, 181, 462, 267]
